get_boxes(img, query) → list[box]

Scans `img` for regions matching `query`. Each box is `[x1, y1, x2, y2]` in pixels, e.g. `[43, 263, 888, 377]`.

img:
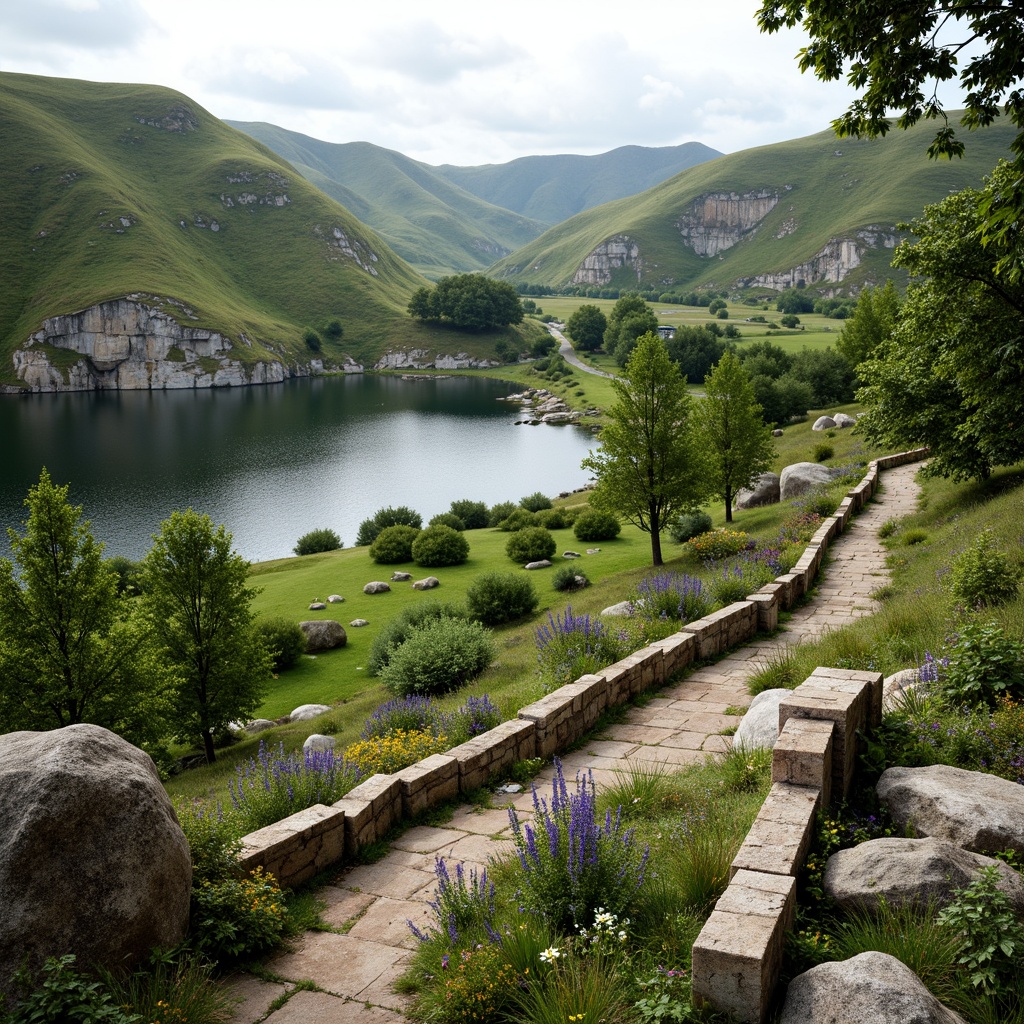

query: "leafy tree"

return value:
[836, 280, 902, 368]
[737, 340, 794, 380]
[790, 347, 857, 405]
[779, 314, 800, 328]
[582, 333, 709, 566]
[407, 274, 524, 331]
[776, 288, 815, 314]
[141, 510, 270, 763]
[693, 352, 775, 522]
[565, 305, 608, 351]
[666, 324, 728, 383]
[604, 294, 659, 366]
[750, 373, 814, 426]
[857, 163, 1024, 480]
[356, 505, 423, 547]
[0, 470, 161, 742]
[757, 0, 1024, 282]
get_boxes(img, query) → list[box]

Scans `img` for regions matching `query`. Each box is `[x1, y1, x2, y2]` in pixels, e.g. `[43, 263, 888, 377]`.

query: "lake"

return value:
[0, 375, 598, 564]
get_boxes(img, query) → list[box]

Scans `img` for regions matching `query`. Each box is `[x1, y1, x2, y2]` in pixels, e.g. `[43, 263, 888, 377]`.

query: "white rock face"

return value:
[676, 190, 781, 257]
[571, 235, 642, 287]
[373, 349, 499, 370]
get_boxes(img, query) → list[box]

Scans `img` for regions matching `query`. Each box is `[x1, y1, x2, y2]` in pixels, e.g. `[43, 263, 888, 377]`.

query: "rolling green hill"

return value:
[225, 123, 549, 279]
[436, 142, 723, 225]
[0, 72, 431, 389]
[487, 120, 1016, 295]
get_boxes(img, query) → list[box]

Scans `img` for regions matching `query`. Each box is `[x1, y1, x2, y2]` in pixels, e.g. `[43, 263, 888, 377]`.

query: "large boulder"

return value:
[732, 689, 788, 750]
[0, 725, 191, 997]
[834, 412, 857, 428]
[412, 576, 440, 590]
[823, 837, 1024, 914]
[734, 472, 781, 510]
[780, 462, 838, 500]
[299, 619, 347, 652]
[878, 764, 1024, 855]
[290, 703, 332, 722]
[780, 952, 966, 1024]
[363, 581, 391, 595]
[812, 415, 837, 431]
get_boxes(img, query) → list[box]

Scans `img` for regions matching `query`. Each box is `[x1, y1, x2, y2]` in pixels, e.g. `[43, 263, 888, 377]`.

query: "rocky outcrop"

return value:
[373, 349, 499, 370]
[677, 190, 782, 257]
[571, 235, 642, 287]
[780, 462, 840, 500]
[737, 226, 901, 290]
[735, 472, 781, 509]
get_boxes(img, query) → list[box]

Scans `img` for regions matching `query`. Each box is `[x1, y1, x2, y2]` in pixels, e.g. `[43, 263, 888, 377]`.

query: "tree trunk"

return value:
[203, 729, 216, 764]
[724, 485, 733, 523]
[650, 510, 663, 566]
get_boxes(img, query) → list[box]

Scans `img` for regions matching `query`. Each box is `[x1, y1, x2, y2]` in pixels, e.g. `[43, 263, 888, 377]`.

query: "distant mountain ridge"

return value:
[227, 122, 721, 278]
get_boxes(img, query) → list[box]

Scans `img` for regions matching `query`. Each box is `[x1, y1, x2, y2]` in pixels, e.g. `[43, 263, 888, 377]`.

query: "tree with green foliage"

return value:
[666, 324, 728, 383]
[790, 347, 857, 405]
[141, 510, 270, 763]
[857, 163, 1024, 480]
[407, 274, 524, 331]
[604, 294, 659, 366]
[565, 304, 608, 351]
[693, 352, 775, 523]
[0, 470, 161, 742]
[757, 0, 1024, 282]
[776, 288, 815, 314]
[582, 333, 709, 566]
[836, 280, 902, 369]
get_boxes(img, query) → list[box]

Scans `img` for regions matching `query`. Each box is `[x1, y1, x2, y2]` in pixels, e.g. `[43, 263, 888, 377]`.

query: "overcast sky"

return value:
[0, 0, 967, 167]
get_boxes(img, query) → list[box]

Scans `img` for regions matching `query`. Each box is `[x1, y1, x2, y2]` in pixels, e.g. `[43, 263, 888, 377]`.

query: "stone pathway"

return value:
[224, 462, 922, 1023]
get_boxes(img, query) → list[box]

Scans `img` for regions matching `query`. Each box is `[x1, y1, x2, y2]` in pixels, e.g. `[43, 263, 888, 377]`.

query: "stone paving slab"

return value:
[265, 931, 406, 998]
[263, 989, 407, 1023]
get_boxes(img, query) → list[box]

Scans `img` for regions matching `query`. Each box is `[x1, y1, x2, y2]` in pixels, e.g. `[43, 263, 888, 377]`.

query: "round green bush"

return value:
[669, 511, 713, 545]
[466, 571, 539, 625]
[369, 524, 421, 564]
[498, 508, 537, 532]
[573, 510, 621, 542]
[367, 601, 468, 676]
[535, 507, 569, 529]
[506, 526, 557, 564]
[519, 491, 554, 512]
[429, 512, 465, 531]
[487, 500, 518, 527]
[949, 530, 1022, 609]
[552, 564, 590, 592]
[813, 443, 835, 462]
[256, 617, 306, 672]
[356, 506, 422, 546]
[379, 617, 495, 697]
[293, 527, 342, 556]
[412, 524, 470, 567]
[449, 499, 489, 530]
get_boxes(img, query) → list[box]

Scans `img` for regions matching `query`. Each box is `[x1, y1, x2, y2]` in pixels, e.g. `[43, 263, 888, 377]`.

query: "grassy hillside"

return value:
[488, 119, 1015, 293]
[0, 72, 431, 383]
[436, 142, 723, 224]
[226, 123, 548, 279]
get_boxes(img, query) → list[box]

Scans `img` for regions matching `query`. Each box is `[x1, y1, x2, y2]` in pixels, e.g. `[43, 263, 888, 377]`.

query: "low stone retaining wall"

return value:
[237, 448, 928, 890]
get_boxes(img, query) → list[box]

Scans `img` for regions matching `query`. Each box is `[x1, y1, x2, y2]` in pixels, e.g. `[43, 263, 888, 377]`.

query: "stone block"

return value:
[450, 718, 536, 791]
[772, 717, 834, 805]
[805, 667, 883, 728]
[652, 631, 696, 678]
[394, 753, 459, 817]
[716, 868, 797, 932]
[746, 592, 778, 633]
[730, 783, 820, 878]
[239, 803, 347, 888]
[775, 571, 803, 605]
[519, 675, 608, 757]
[721, 601, 758, 647]
[333, 774, 402, 857]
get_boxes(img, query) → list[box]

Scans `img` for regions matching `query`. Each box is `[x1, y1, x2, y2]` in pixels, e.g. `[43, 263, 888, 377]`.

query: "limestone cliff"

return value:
[12, 296, 298, 392]
[570, 235, 642, 287]
[373, 349, 500, 370]
[676, 190, 783, 257]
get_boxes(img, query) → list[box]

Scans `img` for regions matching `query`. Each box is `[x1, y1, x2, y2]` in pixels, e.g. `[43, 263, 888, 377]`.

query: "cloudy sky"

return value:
[0, 0, 964, 167]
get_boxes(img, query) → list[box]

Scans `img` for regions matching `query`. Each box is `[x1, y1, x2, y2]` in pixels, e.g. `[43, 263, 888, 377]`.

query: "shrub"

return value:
[535, 507, 569, 529]
[902, 528, 929, 546]
[535, 606, 623, 688]
[4, 955, 141, 1024]
[362, 694, 442, 738]
[343, 729, 451, 775]
[412, 524, 470, 567]
[632, 571, 711, 622]
[552, 564, 590, 592]
[449, 499, 489, 529]
[190, 866, 288, 961]
[255, 617, 306, 672]
[303, 328, 321, 352]
[487, 500, 518, 526]
[507, 759, 649, 931]
[107, 555, 143, 596]
[366, 601, 469, 676]
[573, 510, 621, 542]
[174, 798, 243, 885]
[465, 571, 539, 625]
[935, 621, 1024, 707]
[506, 526, 557, 564]
[369, 524, 421, 564]
[813, 442, 835, 462]
[668, 510, 713, 544]
[687, 529, 751, 560]
[356, 505, 423, 546]
[408, 858, 498, 947]
[519, 491, 553, 512]
[451, 694, 502, 740]
[497, 508, 537, 531]
[379, 617, 495, 696]
[293, 527, 342, 556]
[429, 512, 465, 531]
[949, 529, 1022, 609]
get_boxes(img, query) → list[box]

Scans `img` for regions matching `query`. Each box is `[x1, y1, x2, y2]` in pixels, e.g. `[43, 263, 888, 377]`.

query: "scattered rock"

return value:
[780, 462, 839, 500]
[299, 619, 347, 652]
[525, 559, 552, 570]
[812, 415, 837, 431]
[780, 952, 966, 1024]
[495, 783, 523, 795]
[878, 764, 1024, 855]
[349, 618, 370, 627]
[586, 548, 601, 554]
[882, 668, 920, 711]
[601, 600, 634, 616]
[308, 601, 326, 610]
[0, 725, 191, 997]
[772, 428, 784, 437]
[290, 703, 332, 722]
[303, 734, 336, 754]
[735, 471, 781, 510]
[824, 837, 1024, 914]
[363, 581, 391, 595]
[834, 412, 857, 428]
[412, 576, 440, 590]
[562, 551, 582, 559]
[327, 594, 344, 604]
[390, 571, 413, 581]
[245, 719, 277, 734]
[732, 689, 788, 750]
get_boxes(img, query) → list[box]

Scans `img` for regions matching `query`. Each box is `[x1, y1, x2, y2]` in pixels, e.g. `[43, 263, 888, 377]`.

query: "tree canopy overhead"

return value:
[757, 0, 1024, 279]
[408, 274, 524, 332]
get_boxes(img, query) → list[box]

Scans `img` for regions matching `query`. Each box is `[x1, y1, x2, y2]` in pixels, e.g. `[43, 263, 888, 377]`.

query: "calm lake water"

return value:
[0, 375, 597, 563]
